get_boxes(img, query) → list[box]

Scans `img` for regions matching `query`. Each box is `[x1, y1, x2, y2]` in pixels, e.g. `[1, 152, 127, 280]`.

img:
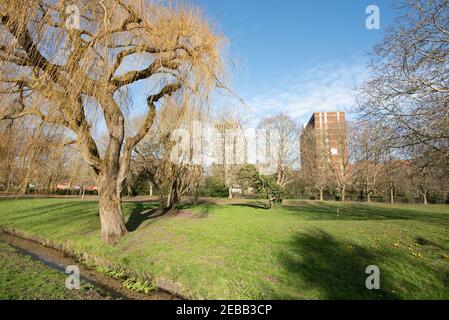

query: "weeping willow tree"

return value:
[0, 0, 223, 243]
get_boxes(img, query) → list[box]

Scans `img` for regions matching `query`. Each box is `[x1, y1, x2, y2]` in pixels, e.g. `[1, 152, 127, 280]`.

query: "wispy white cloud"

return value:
[242, 60, 369, 126]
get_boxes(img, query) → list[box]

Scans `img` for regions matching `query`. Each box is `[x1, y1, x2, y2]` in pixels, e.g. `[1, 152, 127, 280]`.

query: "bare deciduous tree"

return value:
[132, 98, 205, 210]
[0, 117, 71, 193]
[379, 154, 404, 204]
[0, 0, 223, 242]
[259, 112, 299, 189]
[322, 123, 351, 201]
[349, 122, 383, 202]
[356, 0, 449, 173]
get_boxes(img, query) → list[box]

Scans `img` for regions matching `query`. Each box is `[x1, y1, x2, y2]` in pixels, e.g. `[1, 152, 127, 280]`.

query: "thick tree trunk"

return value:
[20, 179, 29, 195]
[47, 178, 53, 194]
[158, 192, 164, 209]
[97, 175, 127, 244]
[276, 170, 284, 189]
[194, 184, 199, 205]
[423, 192, 428, 205]
[367, 192, 371, 203]
[166, 180, 179, 209]
[228, 185, 233, 199]
[390, 186, 394, 204]
[149, 182, 153, 197]
[50, 181, 57, 194]
[319, 188, 324, 201]
[341, 186, 346, 202]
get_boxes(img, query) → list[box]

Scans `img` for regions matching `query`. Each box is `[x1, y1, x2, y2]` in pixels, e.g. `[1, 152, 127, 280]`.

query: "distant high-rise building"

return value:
[212, 120, 248, 198]
[213, 121, 248, 167]
[300, 112, 348, 176]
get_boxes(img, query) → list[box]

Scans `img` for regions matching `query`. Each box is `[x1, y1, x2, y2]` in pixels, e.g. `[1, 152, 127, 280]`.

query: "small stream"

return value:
[0, 232, 178, 300]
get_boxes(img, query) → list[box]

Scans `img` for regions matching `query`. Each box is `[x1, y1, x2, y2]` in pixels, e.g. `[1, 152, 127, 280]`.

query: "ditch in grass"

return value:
[0, 232, 177, 300]
[0, 240, 113, 300]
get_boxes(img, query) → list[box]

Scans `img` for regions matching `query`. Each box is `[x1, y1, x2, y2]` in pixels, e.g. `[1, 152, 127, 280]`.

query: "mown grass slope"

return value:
[0, 198, 448, 299]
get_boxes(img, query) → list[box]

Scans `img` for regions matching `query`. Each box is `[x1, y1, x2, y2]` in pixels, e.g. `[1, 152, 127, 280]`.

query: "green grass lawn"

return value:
[0, 198, 448, 299]
[0, 241, 111, 300]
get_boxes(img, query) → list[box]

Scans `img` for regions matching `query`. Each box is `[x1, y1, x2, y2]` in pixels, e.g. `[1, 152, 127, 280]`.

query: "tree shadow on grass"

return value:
[126, 201, 214, 232]
[0, 202, 102, 236]
[1, 202, 97, 225]
[230, 202, 269, 210]
[4, 202, 92, 220]
[125, 203, 168, 232]
[276, 229, 398, 299]
[176, 203, 214, 216]
[281, 203, 449, 226]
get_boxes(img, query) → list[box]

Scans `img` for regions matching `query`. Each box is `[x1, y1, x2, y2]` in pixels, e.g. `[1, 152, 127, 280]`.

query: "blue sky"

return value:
[125, 0, 398, 130]
[188, 0, 397, 125]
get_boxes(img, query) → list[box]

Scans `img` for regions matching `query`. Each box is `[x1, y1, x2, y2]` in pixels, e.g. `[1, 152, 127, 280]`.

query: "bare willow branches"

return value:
[0, 0, 223, 242]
